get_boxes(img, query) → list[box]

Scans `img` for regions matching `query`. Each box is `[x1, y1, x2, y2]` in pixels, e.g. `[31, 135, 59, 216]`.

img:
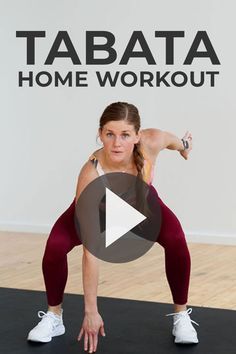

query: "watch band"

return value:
[181, 138, 189, 150]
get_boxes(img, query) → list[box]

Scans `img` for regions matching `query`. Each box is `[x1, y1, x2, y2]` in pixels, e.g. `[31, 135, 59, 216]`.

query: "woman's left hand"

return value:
[180, 131, 193, 160]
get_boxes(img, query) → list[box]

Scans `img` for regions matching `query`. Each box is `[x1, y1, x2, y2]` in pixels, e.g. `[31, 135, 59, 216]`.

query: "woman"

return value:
[27, 101, 199, 351]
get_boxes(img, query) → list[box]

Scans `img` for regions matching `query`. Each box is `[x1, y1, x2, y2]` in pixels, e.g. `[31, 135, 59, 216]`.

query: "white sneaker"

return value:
[166, 308, 199, 344]
[27, 310, 65, 343]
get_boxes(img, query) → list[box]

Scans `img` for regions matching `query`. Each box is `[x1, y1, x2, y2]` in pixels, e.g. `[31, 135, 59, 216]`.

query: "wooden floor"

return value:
[0, 231, 236, 310]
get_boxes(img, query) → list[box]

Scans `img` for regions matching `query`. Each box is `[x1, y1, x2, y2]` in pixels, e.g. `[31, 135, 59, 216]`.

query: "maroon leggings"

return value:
[42, 185, 191, 306]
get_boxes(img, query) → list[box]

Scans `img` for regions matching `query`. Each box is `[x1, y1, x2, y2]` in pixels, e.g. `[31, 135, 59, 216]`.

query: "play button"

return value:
[106, 188, 146, 247]
[74, 173, 162, 263]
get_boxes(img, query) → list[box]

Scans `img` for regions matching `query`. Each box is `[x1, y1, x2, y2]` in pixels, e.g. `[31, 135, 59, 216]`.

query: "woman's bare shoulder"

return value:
[75, 159, 98, 203]
[140, 128, 163, 141]
[80, 159, 97, 174]
[140, 128, 165, 158]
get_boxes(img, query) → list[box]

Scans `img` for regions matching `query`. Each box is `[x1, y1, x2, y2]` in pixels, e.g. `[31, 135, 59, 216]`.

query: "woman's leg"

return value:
[154, 192, 191, 310]
[42, 198, 82, 310]
[145, 186, 198, 344]
[27, 199, 82, 342]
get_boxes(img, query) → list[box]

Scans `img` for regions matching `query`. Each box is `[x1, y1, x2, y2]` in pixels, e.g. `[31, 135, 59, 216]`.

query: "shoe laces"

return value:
[37, 311, 59, 329]
[166, 308, 199, 327]
[38, 311, 48, 319]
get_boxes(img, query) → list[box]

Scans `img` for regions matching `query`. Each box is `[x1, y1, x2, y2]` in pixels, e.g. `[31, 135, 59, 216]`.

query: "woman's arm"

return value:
[140, 128, 192, 160]
[78, 246, 105, 352]
[82, 247, 99, 314]
[75, 161, 99, 314]
[78, 249, 105, 352]
[75, 161, 106, 352]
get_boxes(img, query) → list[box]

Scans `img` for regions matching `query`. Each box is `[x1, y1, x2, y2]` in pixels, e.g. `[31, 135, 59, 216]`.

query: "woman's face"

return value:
[99, 120, 140, 163]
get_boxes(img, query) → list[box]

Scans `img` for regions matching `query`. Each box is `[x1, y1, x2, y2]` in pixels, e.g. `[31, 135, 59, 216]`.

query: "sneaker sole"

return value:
[27, 325, 65, 343]
[174, 336, 199, 344]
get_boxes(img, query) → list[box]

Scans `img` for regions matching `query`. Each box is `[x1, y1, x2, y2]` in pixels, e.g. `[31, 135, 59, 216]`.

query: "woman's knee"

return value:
[158, 222, 187, 250]
[43, 219, 73, 260]
[43, 237, 67, 265]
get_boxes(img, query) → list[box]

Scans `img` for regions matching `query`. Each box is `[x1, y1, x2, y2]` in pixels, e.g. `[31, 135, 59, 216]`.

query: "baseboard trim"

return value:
[0, 223, 50, 234]
[186, 232, 236, 246]
[0, 224, 235, 245]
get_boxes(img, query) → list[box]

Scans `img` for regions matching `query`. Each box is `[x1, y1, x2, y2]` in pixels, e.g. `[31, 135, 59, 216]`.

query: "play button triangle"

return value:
[105, 187, 147, 247]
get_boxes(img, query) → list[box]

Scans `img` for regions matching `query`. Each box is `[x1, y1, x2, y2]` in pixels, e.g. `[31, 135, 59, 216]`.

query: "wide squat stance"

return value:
[27, 102, 199, 351]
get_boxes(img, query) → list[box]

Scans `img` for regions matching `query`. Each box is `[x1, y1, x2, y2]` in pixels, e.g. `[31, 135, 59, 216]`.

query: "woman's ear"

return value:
[98, 128, 103, 144]
[134, 131, 141, 144]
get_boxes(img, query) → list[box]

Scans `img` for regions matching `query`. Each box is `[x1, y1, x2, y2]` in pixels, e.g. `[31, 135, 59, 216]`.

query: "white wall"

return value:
[1, 0, 235, 244]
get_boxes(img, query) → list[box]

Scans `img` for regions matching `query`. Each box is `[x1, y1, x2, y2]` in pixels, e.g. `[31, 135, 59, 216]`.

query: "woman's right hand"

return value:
[78, 312, 106, 353]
